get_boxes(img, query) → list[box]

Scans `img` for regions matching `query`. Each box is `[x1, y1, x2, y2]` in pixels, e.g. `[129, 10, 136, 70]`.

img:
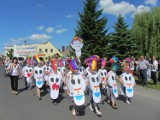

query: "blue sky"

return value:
[0, 0, 159, 54]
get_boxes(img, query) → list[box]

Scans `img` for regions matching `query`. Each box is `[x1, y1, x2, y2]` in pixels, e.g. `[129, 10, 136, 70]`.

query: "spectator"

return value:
[139, 56, 150, 87]
[130, 57, 135, 76]
[151, 56, 158, 85]
[7, 57, 20, 95]
[158, 59, 160, 82]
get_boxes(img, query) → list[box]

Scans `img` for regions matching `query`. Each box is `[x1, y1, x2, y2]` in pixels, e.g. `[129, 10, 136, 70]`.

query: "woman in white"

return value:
[7, 57, 20, 95]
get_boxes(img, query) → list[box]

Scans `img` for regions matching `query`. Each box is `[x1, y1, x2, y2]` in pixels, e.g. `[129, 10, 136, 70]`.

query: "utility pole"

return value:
[24, 39, 26, 45]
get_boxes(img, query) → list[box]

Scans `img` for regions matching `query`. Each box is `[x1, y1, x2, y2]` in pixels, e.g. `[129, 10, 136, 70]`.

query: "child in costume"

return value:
[85, 55, 102, 116]
[98, 58, 108, 94]
[48, 57, 63, 105]
[43, 58, 53, 83]
[120, 58, 136, 104]
[66, 57, 86, 116]
[33, 55, 45, 100]
[22, 56, 34, 90]
[43, 58, 53, 91]
[105, 56, 120, 109]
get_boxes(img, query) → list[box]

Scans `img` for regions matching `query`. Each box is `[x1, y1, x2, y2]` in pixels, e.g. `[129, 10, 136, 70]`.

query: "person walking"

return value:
[151, 56, 158, 85]
[139, 56, 150, 87]
[7, 57, 20, 95]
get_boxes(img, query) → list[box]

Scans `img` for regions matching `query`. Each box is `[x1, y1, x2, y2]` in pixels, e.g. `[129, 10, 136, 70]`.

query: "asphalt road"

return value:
[0, 66, 160, 120]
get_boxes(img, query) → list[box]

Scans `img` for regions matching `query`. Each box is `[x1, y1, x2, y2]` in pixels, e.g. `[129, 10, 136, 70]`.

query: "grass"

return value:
[147, 81, 160, 90]
[134, 75, 160, 90]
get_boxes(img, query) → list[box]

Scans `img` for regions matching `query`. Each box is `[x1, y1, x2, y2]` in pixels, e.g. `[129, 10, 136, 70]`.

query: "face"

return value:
[101, 66, 105, 69]
[13, 59, 17, 63]
[73, 69, 79, 74]
[141, 56, 144, 60]
[152, 56, 156, 60]
[38, 62, 42, 67]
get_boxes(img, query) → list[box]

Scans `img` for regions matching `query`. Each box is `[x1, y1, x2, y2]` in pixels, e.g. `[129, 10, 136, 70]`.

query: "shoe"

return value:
[39, 97, 42, 100]
[12, 90, 15, 94]
[53, 100, 58, 105]
[89, 104, 94, 112]
[112, 103, 118, 109]
[95, 109, 102, 116]
[72, 109, 76, 116]
[126, 100, 130, 104]
[14, 91, 18, 95]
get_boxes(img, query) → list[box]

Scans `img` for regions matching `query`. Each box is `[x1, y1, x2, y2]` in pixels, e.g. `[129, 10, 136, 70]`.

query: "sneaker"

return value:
[89, 104, 94, 112]
[14, 91, 18, 95]
[126, 100, 130, 104]
[95, 109, 102, 116]
[12, 90, 15, 94]
[39, 97, 42, 100]
[72, 109, 76, 116]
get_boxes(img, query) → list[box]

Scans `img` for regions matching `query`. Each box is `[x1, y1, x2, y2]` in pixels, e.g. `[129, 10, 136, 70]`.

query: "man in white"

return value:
[151, 56, 158, 85]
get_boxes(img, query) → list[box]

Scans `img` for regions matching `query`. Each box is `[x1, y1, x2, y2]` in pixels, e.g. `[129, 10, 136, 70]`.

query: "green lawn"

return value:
[134, 75, 160, 90]
[147, 81, 160, 90]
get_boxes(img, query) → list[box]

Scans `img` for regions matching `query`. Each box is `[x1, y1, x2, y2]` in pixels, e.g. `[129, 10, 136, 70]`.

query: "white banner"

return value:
[14, 45, 37, 57]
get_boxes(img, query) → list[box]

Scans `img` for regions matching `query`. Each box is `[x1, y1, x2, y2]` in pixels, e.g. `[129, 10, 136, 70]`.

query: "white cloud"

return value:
[145, 0, 158, 5]
[29, 34, 52, 40]
[55, 28, 67, 34]
[99, 0, 151, 17]
[133, 5, 151, 16]
[66, 14, 75, 18]
[36, 25, 44, 30]
[46, 27, 54, 33]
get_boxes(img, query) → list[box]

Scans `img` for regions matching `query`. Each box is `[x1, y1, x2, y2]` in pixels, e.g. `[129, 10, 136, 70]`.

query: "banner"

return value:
[14, 45, 37, 57]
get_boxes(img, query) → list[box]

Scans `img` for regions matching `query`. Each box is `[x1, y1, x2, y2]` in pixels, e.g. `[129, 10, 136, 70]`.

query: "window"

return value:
[50, 49, 53, 53]
[39, 49, 42, 53]
[45, 49, 48, 53]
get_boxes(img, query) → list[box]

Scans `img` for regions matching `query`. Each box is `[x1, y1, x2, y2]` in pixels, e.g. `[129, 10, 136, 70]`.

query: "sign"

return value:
[38, 54, 46, 57]
[14, 45, 37, 57]
[70, 37, 83, 58]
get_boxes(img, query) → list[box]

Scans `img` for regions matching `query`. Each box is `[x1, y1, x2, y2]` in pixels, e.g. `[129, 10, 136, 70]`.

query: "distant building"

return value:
[4, 41, 62, 60]
[61, 46, 71, 57]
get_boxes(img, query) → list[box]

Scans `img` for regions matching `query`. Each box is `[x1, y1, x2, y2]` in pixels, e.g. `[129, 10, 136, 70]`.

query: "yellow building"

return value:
[36, 41, 62, 60]
[4, 41, 62, 60]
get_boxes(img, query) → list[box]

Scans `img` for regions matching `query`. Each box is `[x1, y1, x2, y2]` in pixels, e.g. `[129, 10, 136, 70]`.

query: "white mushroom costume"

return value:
[33, 55, 45, 88]
[67, 57, 86, 106]
[85, 55, 102, 103]
[120, 58, 135, 98]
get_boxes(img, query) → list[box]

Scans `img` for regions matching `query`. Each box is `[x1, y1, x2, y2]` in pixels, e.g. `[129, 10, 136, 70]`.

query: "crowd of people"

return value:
[3, 54, 159, 116]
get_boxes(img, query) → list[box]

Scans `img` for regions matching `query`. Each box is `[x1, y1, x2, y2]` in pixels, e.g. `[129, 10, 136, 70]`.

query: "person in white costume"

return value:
[22, 57, 34, 90]
[104, 56, 120, 109]
[66, 57, 86, 116]
[120, 58, 136, 104]
[85, 55, 102, 116]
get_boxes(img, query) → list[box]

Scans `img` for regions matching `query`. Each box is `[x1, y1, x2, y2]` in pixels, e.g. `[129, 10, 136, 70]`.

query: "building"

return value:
[4, 41, 62, 60]
[61, 46, 71, 57]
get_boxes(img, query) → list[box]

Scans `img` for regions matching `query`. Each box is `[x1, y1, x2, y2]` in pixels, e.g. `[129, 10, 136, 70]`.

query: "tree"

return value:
[6, 49, 13, 60]
[131, 7, 160, 57]
[75, 0, 108, 60]
[109, 15, 139, 59]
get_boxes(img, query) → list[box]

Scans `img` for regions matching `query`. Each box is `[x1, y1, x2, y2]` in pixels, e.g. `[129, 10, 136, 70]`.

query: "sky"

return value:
[0, 0, 159, 54]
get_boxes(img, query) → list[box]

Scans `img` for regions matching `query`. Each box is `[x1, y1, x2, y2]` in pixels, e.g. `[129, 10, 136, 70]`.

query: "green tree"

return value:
[6, 49, 13, 60]
[131, 7, 160, 57]
[109, 15, 139, 59]
[75, 0, 108, 60]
